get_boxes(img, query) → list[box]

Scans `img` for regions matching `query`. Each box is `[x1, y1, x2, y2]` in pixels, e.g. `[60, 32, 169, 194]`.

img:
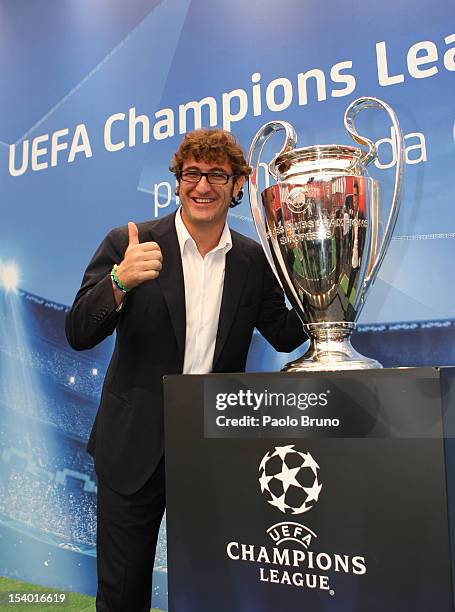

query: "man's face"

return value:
[178, 156, 244, 229]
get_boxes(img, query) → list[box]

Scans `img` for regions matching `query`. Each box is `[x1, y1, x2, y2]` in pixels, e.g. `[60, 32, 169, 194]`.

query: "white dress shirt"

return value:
[175, 208, 232, 374]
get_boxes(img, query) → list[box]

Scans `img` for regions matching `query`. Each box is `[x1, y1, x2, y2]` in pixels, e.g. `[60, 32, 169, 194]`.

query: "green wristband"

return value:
[111, 264, 130, 293]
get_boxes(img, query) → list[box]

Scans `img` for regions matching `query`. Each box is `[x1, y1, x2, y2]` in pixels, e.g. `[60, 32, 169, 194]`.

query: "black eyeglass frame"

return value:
[178, 170, 237, 185]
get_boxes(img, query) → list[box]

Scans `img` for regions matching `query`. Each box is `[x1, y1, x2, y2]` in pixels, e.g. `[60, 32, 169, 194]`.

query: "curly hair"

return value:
[170, 128, 251, 178]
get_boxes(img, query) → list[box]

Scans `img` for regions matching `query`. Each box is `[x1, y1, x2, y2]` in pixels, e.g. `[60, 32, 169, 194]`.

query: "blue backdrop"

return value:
[0, 1, 454, 609]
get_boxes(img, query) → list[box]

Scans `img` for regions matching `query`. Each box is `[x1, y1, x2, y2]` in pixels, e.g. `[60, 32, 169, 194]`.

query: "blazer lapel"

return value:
[213, 234, 252, 367]
[149, 213, 186, 370]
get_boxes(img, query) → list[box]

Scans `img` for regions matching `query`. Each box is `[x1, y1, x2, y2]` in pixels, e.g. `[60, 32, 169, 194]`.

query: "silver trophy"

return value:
[248, 97, 404, 371]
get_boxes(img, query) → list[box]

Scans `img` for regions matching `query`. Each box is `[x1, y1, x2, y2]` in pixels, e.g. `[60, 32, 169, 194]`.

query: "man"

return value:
[346, 179, 366, 301]
[65, 128, 306, 611]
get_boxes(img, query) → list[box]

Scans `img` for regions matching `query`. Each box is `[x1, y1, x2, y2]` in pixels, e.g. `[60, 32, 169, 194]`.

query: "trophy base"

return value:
[283, 322, 382, 372]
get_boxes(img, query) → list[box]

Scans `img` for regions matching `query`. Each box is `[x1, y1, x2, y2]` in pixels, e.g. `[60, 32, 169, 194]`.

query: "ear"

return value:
[233, 175, 245, 198]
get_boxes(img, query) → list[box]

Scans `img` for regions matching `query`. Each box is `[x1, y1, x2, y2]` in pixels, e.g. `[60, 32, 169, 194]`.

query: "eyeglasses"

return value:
[179, 170, 236, 185]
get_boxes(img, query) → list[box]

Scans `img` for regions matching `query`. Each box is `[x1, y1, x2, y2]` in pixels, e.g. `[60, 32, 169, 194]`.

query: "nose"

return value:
[194, 174, 211, 192]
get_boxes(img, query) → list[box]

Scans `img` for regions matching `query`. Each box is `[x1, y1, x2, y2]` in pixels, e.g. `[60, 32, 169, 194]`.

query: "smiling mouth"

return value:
[193, 197, 215, 204]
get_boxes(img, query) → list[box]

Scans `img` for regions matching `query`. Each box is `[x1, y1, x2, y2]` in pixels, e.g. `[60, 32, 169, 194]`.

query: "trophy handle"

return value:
[247, 121, 297, 285]
[344, 97, 404, 289]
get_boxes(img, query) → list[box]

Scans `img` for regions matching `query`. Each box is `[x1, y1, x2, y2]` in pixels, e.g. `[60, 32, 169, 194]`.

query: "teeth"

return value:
[194, 198, 213, 203]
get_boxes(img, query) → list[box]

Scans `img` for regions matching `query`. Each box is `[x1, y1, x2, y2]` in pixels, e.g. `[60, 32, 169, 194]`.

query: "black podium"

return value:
[164, 367, 455, 612]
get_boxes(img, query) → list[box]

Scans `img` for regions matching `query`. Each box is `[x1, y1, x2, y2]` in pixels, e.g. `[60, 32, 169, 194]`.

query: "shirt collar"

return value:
[175, 207, 232, 257]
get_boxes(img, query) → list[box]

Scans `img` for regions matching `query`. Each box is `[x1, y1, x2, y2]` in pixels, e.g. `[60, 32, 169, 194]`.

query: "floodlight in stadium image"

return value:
[0, 262, 20, 293]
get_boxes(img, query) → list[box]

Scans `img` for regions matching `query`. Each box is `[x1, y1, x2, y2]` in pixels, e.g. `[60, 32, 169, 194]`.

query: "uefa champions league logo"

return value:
[259, 445, 322, 515]
[225, 444, 367, 592]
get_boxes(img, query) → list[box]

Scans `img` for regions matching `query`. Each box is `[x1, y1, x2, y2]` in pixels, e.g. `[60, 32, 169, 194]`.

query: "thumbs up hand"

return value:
[114, 222, 163, 292]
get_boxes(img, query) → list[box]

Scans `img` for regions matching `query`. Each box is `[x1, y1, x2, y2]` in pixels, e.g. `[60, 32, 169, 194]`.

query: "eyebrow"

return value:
[183, 166, 229, 173]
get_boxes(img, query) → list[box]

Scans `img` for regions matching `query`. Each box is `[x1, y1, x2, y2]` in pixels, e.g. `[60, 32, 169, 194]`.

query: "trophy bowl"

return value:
[248, 97, 404, 371]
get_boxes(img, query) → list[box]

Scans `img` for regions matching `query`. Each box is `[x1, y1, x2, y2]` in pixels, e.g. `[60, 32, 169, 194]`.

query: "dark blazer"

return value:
[65, 212, 306, 494]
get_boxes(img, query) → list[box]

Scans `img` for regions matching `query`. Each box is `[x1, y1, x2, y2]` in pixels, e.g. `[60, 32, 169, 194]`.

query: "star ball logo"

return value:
[259, 445, 322, 515]
[225, 444, 368, 597]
